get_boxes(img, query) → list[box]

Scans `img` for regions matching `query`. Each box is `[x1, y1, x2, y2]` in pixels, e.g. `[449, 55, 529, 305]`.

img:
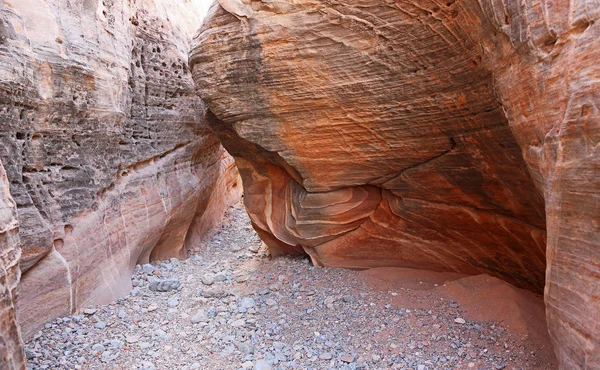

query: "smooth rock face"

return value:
[190, 1, 599, 368]
[0, 160, 25, 370]
[0, 0, 241, 338]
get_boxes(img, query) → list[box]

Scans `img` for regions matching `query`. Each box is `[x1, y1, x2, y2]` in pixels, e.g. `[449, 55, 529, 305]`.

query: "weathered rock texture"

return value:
[191, 1, 599, 368]
[0, 0, 241, 339]
[0, 160, 25, 370]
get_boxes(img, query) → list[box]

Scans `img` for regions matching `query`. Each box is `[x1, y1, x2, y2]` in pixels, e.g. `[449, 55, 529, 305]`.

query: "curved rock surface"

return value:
[0, 160, 25, 370]
[191, 1, 599, 368]
[0, 0, 241, 339]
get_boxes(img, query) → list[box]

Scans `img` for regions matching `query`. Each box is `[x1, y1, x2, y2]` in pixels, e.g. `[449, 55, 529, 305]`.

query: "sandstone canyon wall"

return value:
[0, 161, 25, 370]
[0, 0, 241, 341]
[190, 1, 599, 368]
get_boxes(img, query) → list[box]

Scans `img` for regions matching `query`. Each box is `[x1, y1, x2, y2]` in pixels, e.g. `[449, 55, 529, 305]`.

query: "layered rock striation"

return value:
[0, 0, 241, 339]
[0, 161, 25, 370]
[191, 1, 599, 368]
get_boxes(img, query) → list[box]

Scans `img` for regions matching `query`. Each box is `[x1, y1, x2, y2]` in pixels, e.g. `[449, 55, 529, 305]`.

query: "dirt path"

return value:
[24, 202, 557, 370]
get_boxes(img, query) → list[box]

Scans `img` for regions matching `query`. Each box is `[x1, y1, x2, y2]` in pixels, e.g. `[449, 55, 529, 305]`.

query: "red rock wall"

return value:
[0, 160, 25, 370]
[0, 0, 241, 339]
[190, 1, 599, 368]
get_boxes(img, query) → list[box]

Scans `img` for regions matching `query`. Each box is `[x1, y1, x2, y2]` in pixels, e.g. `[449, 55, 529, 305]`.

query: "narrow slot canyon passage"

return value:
[0, 0, 598, 369]
[23, 202, 556, 370]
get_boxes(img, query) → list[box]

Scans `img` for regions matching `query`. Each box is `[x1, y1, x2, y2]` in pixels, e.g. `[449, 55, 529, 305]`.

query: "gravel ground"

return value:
[24, 202, 556, 370]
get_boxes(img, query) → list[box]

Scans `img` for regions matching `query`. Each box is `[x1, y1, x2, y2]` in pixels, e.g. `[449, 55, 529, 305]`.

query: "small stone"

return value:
[454, 318, 466, 324]
[234, 273, 249, 283]
[191, 310, 208, 324]
[149, 278, 180, 292]
[254, 359, 272, 370]
[201, 273, 215, 286]
[237, 341, 255, 354]
[142, 264, 155, 275]
[240, 297, 256, 309]
[417, 365, 426, 370]
[265, 299, 277, 306]
[126, 335, 139, 344]
[343, 295, 357, 303]
[109, 340, 123, 349]
[147, 304, 158, 312]
[83, 308, 97, 315]
[214, 273, 227, 282]
[319, 352, 333, 360]
[340, 354, 354, 363]
[190, 254, 203, 263]
[324, 296, 337, 305]
[91, 344, 105, 352]
[249, 243, 264, 254]
[94, 321, 106, 329]
[167, 296, 179, 307]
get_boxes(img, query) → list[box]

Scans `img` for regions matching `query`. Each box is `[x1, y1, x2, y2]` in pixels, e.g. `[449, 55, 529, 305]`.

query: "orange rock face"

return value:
[190, 1, 599, 368]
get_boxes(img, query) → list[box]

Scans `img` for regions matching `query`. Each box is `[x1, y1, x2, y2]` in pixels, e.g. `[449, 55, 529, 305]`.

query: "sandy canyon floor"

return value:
[24, 202, 557, 370]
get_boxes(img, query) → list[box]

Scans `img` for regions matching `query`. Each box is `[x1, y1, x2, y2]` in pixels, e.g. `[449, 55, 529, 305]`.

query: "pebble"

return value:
[201, 273, 215, 286]
[148, 278, 180, 292]
[214, 273, 227, 282]
[240, 297, 256, 309]
[91, 344, 105, 352]
[22, 204, 548, 370]
[167, 296, 179, 307]
[254, 359, 272, 370]
[142, 264, 155, 275]
[94, 321, 106, 329]
[343, 295, 357, 303]
[249, 243, 262, 253]
[191, 310, 208, 324]
[319, 352, 333, 360]
[340, 354, 354, 363]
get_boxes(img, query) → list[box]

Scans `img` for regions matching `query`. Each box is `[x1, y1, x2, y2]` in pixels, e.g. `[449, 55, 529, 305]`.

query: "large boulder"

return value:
[0, 160, 25, 370]
[190, 1, 599, 368]
[0, 0, 241, 338]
